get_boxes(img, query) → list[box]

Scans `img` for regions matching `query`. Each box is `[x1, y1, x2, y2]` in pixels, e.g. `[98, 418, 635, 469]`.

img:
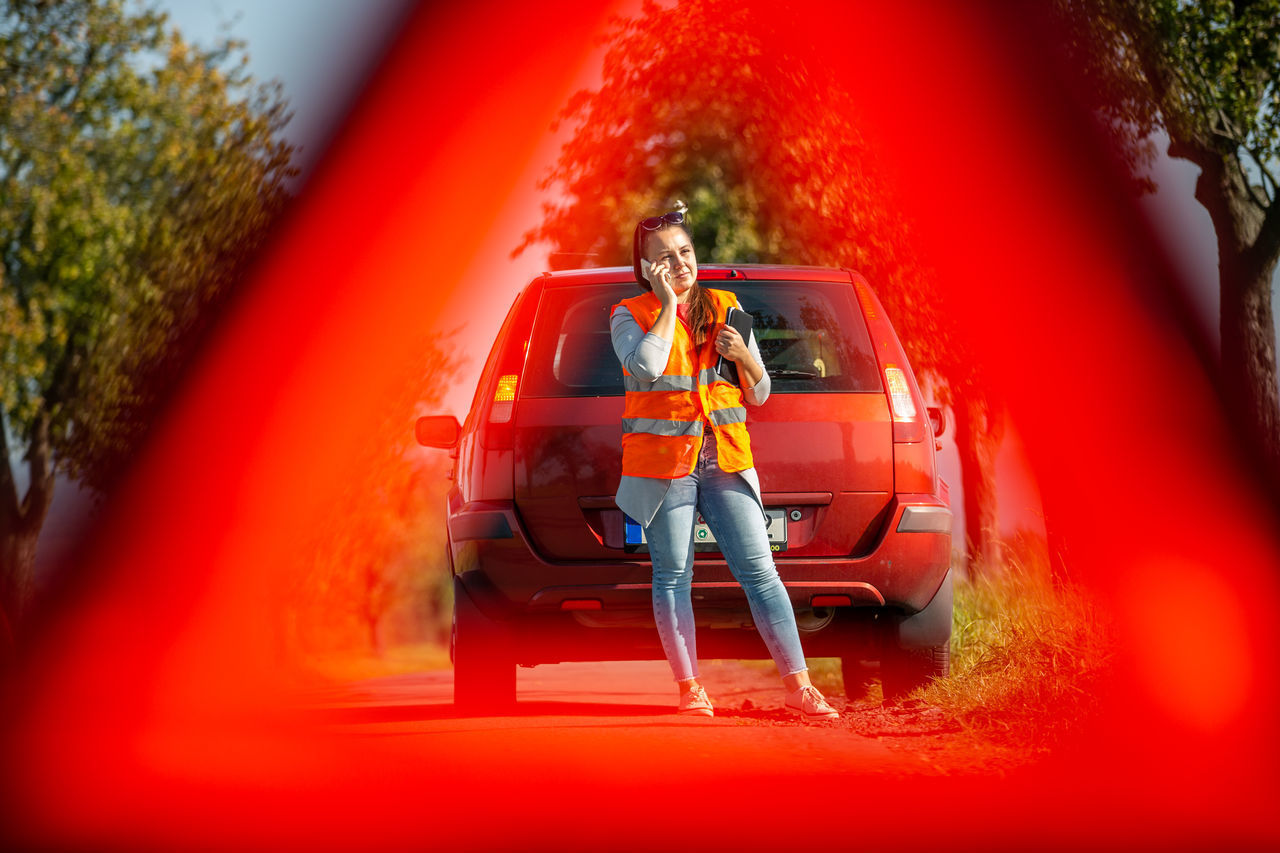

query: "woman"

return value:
[609, 207, 840, 721]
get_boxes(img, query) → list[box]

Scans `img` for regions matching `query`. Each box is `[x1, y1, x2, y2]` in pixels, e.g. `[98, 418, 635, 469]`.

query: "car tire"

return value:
[880, 642, 950, 703]
[452, 577, 516, 711]
[840, 656, 877, 702]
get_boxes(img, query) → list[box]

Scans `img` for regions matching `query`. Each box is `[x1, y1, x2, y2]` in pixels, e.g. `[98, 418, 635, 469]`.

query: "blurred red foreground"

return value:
[3, 1, 1278, 849]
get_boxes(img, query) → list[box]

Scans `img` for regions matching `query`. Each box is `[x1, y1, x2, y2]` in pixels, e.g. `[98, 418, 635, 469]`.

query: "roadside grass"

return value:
[757, 543, 1115, 752]
[915, 556, 1115, 750]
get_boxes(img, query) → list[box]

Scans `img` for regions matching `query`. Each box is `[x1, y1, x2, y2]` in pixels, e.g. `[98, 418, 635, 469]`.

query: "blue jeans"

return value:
[644, 432, 808, 682]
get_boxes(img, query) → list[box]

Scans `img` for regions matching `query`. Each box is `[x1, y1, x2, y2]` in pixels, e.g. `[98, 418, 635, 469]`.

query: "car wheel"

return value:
[880, 641, 950, 703]
[840, 656, 877, 702]
[452, 577, 516, 711]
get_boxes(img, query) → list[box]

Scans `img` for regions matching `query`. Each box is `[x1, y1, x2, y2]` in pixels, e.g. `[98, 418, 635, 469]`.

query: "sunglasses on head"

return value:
[640, 210, 686, 230]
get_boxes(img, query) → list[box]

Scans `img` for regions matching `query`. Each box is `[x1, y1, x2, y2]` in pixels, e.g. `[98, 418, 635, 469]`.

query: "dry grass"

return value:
[803, 657, 845, 697]
[917, 556, 1115, 750]
[794, 537, 1116, 755]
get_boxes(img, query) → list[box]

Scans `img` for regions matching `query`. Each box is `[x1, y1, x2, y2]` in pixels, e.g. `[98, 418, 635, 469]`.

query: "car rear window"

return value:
[521, 280, 881, 398]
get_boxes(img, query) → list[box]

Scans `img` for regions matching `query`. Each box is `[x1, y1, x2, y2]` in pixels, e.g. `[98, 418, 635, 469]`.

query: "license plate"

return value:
[625, 510, 789, 553]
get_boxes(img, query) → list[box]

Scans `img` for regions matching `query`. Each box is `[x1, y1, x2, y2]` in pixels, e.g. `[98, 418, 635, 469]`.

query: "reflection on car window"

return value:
[735, 286, 879, 393]
[522, 281, 881, 399]
[522, 284, 632, 399]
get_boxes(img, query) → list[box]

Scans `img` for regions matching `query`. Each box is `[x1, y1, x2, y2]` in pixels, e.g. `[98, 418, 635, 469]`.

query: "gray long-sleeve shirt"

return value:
[609, 297, 771, 527]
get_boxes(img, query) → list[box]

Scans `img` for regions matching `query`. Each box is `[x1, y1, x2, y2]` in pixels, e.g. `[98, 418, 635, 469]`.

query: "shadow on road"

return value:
[299, 699, 676, 726]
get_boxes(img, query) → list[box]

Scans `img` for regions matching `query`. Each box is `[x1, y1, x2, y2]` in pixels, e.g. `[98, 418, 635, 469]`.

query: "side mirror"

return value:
[927, 406, 946, 438]
[416, 415, 461, 449]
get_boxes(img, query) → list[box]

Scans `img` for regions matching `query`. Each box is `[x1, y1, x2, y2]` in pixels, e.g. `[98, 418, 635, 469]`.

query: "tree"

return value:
[0, 0, 296, 632]
[1052, 0, 1280, 477]
[517, 0, 1008, 571]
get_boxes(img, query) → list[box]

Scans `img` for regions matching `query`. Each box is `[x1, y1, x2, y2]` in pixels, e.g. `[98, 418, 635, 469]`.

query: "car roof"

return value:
[537, 264, 855, 287]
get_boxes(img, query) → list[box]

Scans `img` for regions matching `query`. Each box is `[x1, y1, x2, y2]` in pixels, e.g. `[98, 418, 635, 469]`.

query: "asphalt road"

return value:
[295, 659, 959, 776]
[259, 659, 1029, 848]
[2, 659, 1160, 851]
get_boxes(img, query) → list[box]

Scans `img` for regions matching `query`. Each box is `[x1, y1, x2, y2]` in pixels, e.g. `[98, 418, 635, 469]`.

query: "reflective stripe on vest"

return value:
[621, 417, 705, 437]
[699, 366, 733, 386]
[709, 407, 747, 426]
[613, 287, 755, 479]
[623, 375, 697, 393]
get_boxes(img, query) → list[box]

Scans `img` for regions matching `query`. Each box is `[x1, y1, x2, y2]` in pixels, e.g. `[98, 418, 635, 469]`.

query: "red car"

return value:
[418, 264, 952, 708]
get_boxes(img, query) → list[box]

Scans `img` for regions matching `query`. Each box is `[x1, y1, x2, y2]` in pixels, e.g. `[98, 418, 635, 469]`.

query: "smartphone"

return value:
[640, 258, 653, 282]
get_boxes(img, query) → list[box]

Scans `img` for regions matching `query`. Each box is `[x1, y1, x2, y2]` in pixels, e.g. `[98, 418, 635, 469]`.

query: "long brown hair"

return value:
[683, 283, 716, 348]
[632, 220, 716, 346]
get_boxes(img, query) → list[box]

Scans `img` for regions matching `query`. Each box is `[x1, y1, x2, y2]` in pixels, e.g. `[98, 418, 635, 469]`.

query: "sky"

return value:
[157, 0, 597, 415]
[158, 0, 418, 178]
[24, 0, 1274, 568]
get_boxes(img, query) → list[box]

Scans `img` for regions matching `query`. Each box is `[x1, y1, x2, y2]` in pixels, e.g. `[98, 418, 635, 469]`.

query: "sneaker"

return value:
[785, 685, 839, 721]
[678, 684, 714, 717]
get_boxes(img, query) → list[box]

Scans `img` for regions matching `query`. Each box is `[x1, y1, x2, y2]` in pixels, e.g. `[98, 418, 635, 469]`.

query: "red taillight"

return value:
[488, 335, 529, 427]
[464, 287, 537, 500]
[490, 373, 518, 423]
[494, 374, 518, 402]
[849, 273, 927, 443]
[849, 271, 933, 495]
[883, 365, 918, 422]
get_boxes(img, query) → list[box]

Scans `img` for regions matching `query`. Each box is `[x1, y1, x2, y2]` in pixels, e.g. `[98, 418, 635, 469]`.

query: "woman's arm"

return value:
[610, 305, 672, 381]
[742, 328, 770, 406]
[714, 299, 770, 406]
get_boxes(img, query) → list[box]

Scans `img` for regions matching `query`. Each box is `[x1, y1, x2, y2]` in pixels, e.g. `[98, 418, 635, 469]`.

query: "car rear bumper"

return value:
[449, 496, 951, 619]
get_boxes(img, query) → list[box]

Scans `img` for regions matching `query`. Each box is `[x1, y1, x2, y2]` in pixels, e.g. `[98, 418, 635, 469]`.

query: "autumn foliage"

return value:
[0, 0, 295, 628]
[279, 336, 463, 667]
[519, 0, 1005, 569]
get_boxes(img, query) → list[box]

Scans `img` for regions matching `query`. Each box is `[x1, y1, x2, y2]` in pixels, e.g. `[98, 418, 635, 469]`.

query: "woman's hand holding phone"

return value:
[646, 258, 677, 307]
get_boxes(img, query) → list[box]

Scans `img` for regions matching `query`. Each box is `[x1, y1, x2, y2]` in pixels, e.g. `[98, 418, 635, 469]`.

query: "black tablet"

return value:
[717, 306, 754, 385]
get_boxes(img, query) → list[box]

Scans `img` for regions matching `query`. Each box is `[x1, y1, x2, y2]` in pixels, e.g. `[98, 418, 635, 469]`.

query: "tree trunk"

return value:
[361, 563, 385, 657]
[1220, 252, 1280, 479]
[367, 611, 382, 656]
[952, 396, 1004, 575]
[1, 413, 56, 639]
[0, 524, 41, 640]
[1189, 146, 1280, 482]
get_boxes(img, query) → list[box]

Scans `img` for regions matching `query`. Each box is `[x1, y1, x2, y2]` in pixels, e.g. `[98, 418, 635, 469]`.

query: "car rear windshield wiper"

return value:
[767, 368, 822, 379]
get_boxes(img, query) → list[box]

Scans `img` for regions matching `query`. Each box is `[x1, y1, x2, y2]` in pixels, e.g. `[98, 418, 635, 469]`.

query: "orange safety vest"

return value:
[613, 288, 754, 479]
